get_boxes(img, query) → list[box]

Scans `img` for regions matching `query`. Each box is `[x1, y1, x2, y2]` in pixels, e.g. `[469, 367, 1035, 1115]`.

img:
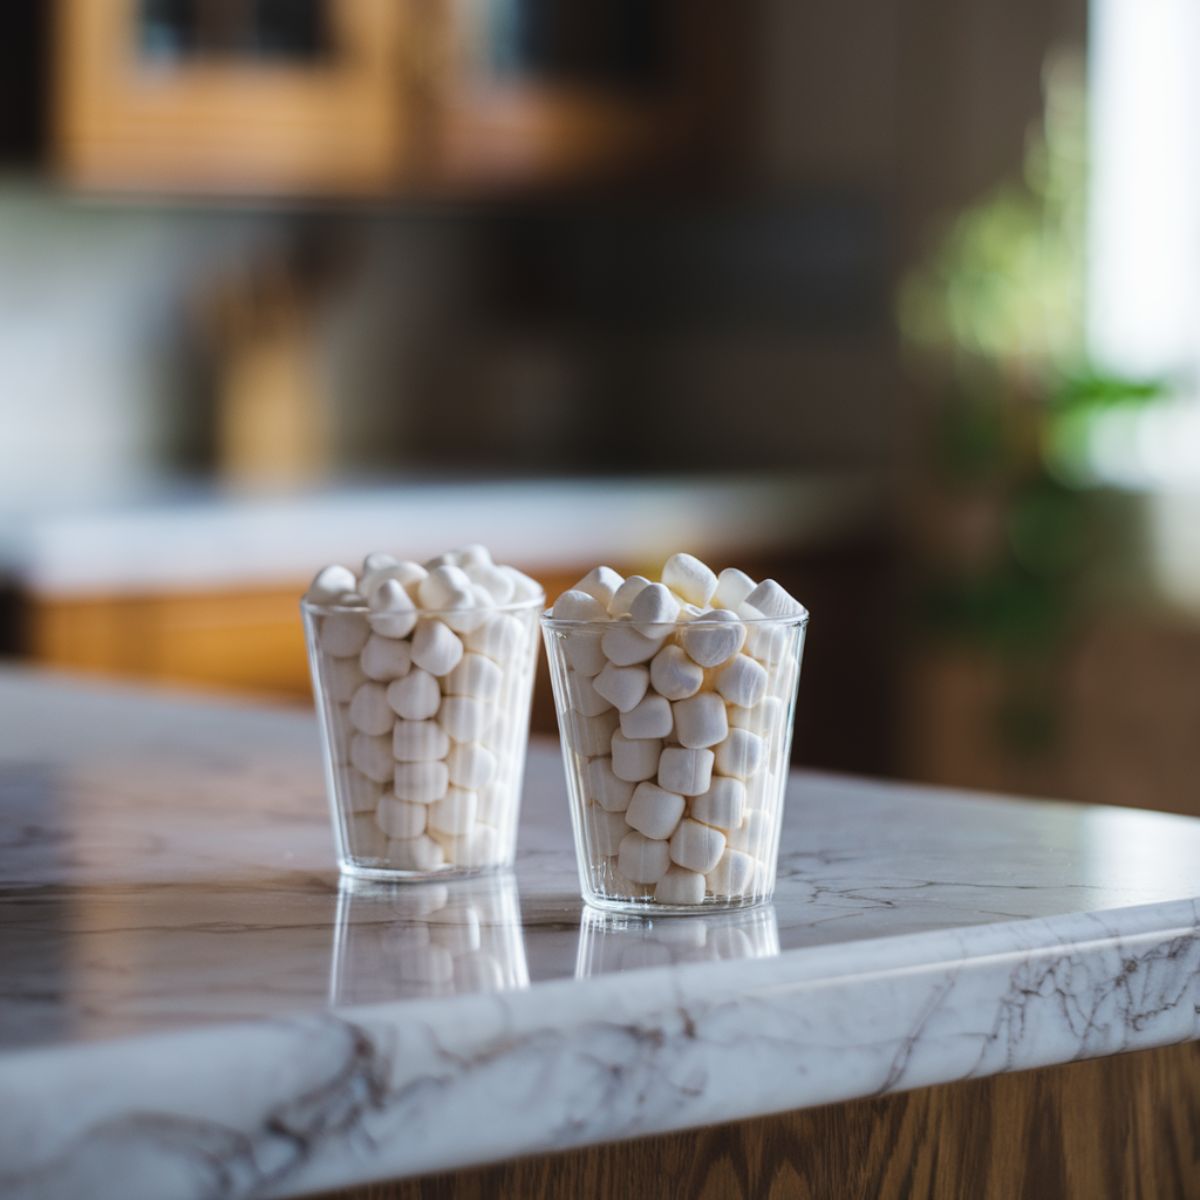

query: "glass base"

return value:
[338, 859, 509, 884]
[581, 892, 771, 917]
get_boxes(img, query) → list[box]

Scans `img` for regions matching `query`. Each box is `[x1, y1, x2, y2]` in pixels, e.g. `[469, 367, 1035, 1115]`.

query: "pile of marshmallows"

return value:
[551, 554, 805, 905]
[307, 545, 541, 872]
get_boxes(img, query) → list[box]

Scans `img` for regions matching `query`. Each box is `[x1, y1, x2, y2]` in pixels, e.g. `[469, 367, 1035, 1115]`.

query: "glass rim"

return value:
[301, 592, 545, 618]
[539, 607, 808, 631]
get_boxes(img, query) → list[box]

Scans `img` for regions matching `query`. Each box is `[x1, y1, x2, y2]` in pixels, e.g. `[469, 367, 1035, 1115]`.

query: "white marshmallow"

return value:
[466, 613, 525, 662]
[340, 770, 384, 814]
[392, 718, 450, 763]
[706, 849, 757, 896]
[361, 551, 398, 586]
[689, 776, 746, 831]
[367, 579, 418, 639]
[649, 644, 705, 700]
[388, 834, 445, 872]
[427, 787, 478, 836]
[475, 784, 508, 827]
[321, 612, 370, 658]
[443, 823, 501, 868]
[625, 782, 686, 840]
[447, 742, 498, 790]
[411, 620, 464, 677]
[360, 634, 412, 681]
[680, 609, 746, 668]
[609, 574, 651, 617]
[552, 588, 609, 622]
[446, 543, 491, 569]
[619, 694, 673, 740]
[661, 553, 718, 607]
[601, 621, 666, 666]
[569, 670, 613, 717]
[672, 693, 729, 749]
[444, 652, 502, 700]
[584, 757, 635, 812]
[307, 564, 357, 603]
[655, 866, 706, 905]
[387, 669, 441, 721]
[628, 582, 681, 637]
[618, 831, 671, 884]
[349, 682, 393, 737]
[566, 709, 620, 757]
[442, 588, 493, 635]
[657, 746, 714, 796]
[669, 818, 726, 874]
[714, 728, 766, 779]
[376, 795, 427, 839]
[738, 606, 791, 663]
[325, 655, 367, 703]
[350, 732, 394, 783]
[726, 808, 772, 854]
[502, 566, 543, 603]
[572, 565, 624, 609]
[713, 567, 756, 611]
[440, 696, 493, 743]
[743, 578, 805, 619]
[418, 565, 473, 610]
[588, 805, 631, 855]
[728, 695, 783, 736]
[463, 562, 515, 605]
[394, 760, 450, 804]
[610, 732, 662, 783]
[561, 629, 606, 676]
[593, 663, 650, 713]
[714, 654, 769, 708]
[603, 859, 655, 898]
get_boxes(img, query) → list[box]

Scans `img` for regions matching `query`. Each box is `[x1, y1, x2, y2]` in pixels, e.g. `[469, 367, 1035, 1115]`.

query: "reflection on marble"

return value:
[0, 672, 1197, 1200]
[576, 906, 779, 977]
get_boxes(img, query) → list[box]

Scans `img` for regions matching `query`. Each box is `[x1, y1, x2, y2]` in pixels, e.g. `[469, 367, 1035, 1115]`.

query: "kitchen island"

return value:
[0, 670, 1196, 1199]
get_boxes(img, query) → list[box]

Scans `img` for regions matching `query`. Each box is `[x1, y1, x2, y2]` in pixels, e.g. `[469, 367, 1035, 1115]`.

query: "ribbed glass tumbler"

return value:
[542, 609, 807, 913]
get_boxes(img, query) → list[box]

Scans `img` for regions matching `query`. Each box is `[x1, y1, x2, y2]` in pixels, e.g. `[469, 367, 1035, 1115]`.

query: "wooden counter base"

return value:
[325, 1041, 1199, 1200]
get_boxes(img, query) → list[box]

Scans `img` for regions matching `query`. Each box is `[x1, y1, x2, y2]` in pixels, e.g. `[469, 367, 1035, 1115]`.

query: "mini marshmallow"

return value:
[418, 564, 473, 610]
[706, 849, 758, 896]
[743, 578, 805, 619]
[442, 589, 493, 635]
[360, 551, 399, 589]
[584, 756, 635, 812]
[466, 613, 524, 663]
[728, 695, 783, 736]
[628, 582, 681, 637]
[475, 784, 507, 827]
[572, 565, 624, 609]
[307, 564, 357, 603]
[444, 652, 502, 700]
[443, 823, 501, 868]
[589, 805, 631, 855]
[387, 669, 441, 721]
[350, 732, 394, 783]
[669, 818, 726, 874]
[427, 787, 478, 836]
[618, 830, 672, 884]
[609, 574, 651, 617]
[726, 808, 772, 854]
[387, 834, 445, 872]
[713, 567, 756, 611]
[552, 589, 608, 622]
[610, 732, 663, 783]
[593, 663, 650, 713]
[567, 669, 611, 718]
[463, 562, 515, 605]
[392, 718, 450, 762]
[452, 543, 493, 569]
[680, 609, 746, 668]
[619, 694, 673, 740]
[657, 746, 715, 796]
[689, 776, 746, 831]
[672, 693, 729, 750]
[561, 629, 606, 676]
[566, 709, 620, 757]
[440, 696, 493, 743]
[325, 655, 367, 703]
[714, 654, 769, 708]
[411, 620, 464, 677]
[714, 728, 766, 779]
[661, 553, 718, 607]
[360, 634, 412, 681]
[447, 742, 498, 790]
[738, 607, 791, 664]
[600, 621, 665, 666]
[376, 795, 427, 839]
[367, 579, 418, 639]
[503, 566, 543, 603]
[649, 644, 705, 700]
[655, 866, 706, 905]
[394, 760, 450, 804]
[625, 782, 686, 840]
[341, 770, 384, 814]
[320, 612, 370, 658]
[349, 682, 393, 737]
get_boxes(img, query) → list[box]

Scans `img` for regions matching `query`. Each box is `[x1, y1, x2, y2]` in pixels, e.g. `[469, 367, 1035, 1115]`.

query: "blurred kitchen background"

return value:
[1, 0, 1197, 815]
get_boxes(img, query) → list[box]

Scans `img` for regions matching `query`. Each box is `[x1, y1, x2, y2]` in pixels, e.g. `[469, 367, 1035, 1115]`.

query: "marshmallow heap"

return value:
[548, 554, 805, 906]
[306, 545, 542, 874]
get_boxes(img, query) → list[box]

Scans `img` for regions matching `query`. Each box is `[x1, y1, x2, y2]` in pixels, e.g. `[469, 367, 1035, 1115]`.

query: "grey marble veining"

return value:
[0, 671, 1197, 1199]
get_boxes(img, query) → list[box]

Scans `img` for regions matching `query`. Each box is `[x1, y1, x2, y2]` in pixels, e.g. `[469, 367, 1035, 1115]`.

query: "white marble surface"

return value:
[0, 671, 1197, 1198]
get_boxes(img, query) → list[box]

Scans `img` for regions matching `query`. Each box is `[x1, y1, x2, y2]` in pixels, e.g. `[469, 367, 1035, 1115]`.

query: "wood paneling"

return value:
[321, 1041, 1200, 1200]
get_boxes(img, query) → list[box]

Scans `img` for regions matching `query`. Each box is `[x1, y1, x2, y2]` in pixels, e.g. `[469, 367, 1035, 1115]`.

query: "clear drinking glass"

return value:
[303, 593, 542, 880]
[541, 609, 807, 914]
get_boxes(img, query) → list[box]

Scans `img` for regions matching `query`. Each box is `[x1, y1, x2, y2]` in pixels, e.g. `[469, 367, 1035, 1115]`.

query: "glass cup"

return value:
[542, 608, 807, 913]
[303, 593, 542, 880]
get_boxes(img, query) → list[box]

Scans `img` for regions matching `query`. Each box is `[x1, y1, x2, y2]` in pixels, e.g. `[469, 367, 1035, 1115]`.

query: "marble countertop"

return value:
[0, 671, 1197, 1199]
